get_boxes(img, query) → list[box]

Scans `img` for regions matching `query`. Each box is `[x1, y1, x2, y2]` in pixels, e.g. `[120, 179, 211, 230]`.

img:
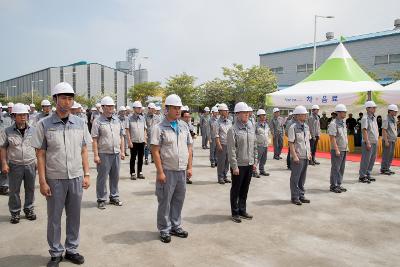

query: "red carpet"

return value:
[268, 146, 400, 167]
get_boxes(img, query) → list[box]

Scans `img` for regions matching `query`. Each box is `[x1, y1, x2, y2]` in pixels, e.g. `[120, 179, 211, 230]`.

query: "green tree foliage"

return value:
[128, 81, 164, 103]
[199, 79, 232, 108]
[165, 73, 198, 107]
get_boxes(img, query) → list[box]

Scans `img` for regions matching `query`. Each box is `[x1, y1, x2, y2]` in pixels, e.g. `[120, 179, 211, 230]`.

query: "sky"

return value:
[0, 0, 399, 85]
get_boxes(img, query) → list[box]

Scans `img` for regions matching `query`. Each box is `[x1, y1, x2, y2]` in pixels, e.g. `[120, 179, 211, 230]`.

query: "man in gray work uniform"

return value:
[358, 101, 379, 184]
[215, 103, 232, 184]
[91, 96, 125, 209]
[0, 103, 37, 224]
[308, 104, 321, 165]
[151, 94, 193, 244]
[380, 104, 398, 175]
[200, 107, 210, 149]
[288, 105, 311, 206]
[255, 109, 270, 178]
[31, 82, 91, 267]
[209, 106, 219, 168]
[328, 104, 348, 194]
[270, 107, 284, 160]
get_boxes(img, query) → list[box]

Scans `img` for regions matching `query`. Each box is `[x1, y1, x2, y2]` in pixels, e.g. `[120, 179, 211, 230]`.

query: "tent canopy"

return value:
[266, 43, 383, 107]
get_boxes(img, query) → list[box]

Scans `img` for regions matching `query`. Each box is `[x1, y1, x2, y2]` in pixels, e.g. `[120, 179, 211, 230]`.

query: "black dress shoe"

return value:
[309, 160, 315, 166]
[313, 160, 320, 165]
[231, 215, 242, 223]
[145, 159, 149, 165]
[47, 256, 63, 267]
[160, 232, 171, 243]
[339, 186, 347, 192]
[291, 199, 302, 205]
[218, 180, 225, 184]
[254, 173, 260, 178]
[65, 252, 85, 265]
[389, 170, 395, 174]
[239, 212, 253, 220]
[300, 198, 310, 203]
[359, 177, 370, 183]
[10, 213, 20, 224]
[330, 186, 342, 193]
[380, 170, 391, 175]
[24, 209, 37, 220]
[224, 178, 231, 183]
[138, 173, 145, 179]
[367, 176, 376, 182]
[211, 163, 216, 168]
[0, 186, 9, 195]
[260, 171, 270, 176]
[130, 173, 137, 180]
[170, 228, 188, 238]
[109, 198, 123, 206]
[97, 201, 106, 210]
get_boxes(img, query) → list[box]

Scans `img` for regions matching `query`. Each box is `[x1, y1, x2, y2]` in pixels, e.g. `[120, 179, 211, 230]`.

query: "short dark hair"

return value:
[181, 110, 190, 117]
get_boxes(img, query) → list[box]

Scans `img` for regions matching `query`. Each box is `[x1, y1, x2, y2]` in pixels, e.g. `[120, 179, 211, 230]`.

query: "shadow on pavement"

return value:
[185, 214, 230, 224]
[81, 201, 98, 209]
[0, 214, 10, 223]
[133, 190, 154, 196]
[190, 180, 217, 186]
[306, 188, 330, 194]
[0, 254, 48, 267]
[252, 199, 290, 206]
[103, 230, 158, 245]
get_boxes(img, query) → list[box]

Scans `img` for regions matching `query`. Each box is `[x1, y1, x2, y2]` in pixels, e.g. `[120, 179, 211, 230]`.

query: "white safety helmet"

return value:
[256, 109, 266, 116]
[247, 106, 253, 112]
[41, 99, 51, 106]
[273, 107, 280, 113]
[311, 104, 320, 110]
[218, 103, 229, 111]
[100, 96, 115, 106]
[204, 107, 210, 112]
[118, 106, 127, 112]
[126, 106, 132, 110]
[155, 106, 161, 111]
[132, 101, 143, 108]
[165, 94, 183, 107]
[365, 101, 377, 108]
[51, 82, 74, 96]
[25, 104, 31, 111]
[7, 102, 14, 108]
[388, 104, 398, 112]
[234, 102, 248, 113]
[51, 107, 56, 112]
[91, 107, 97, 111]
[289, 112, 293, 116]
[71, 102, 81, 109]
[29, 103, 36, 108]
[211, 106, 219, 113]
[12, 103, 29, 114]
[293, 105, 308, 115]
[335, 104, 347, 112]
[148, 102, 156, 109]
[181, 106, 188, 111]
[95, 103, 101, 108]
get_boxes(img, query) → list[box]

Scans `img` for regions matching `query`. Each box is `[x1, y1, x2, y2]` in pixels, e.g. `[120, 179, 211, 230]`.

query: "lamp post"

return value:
[31, 80, 43, 104]
[313, 15, 334, 72]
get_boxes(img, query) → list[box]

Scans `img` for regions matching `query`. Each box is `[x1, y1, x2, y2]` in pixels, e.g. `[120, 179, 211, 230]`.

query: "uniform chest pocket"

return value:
[8, 136, 21, 146]
[295, 132, 305, 142]
[162, 131, 176, 145]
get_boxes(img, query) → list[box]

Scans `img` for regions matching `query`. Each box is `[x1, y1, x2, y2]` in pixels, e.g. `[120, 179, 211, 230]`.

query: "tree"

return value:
[165, 73, 198, 107]
[199, 79, 233, 108]
[222, 64, 277, 109]
[391, 71, 400, 81]
[128, 81, 164, 103]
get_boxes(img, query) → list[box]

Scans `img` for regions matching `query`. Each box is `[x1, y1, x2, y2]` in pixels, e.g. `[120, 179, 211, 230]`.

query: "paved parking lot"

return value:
[0, 139, 399, 267]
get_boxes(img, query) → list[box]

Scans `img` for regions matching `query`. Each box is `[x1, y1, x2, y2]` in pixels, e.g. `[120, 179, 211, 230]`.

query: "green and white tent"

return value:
[266, 42, 383, 106]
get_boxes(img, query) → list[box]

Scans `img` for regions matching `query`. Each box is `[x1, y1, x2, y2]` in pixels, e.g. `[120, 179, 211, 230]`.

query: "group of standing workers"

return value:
[0, 80, 398, 266]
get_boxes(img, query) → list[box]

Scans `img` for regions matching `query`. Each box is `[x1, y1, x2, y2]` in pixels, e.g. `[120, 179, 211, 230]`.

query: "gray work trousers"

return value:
[8, 162, 36, 214]
[330, 151, 346, 187]
[257, 146, 268, 172]
[273, 134, 283, 158]
[359, 143, 377, 178]
[290, 159, 308, 201]
[201, 127, 209, 148]
[96, 153, 120, 202]
[46, 177, 83, 257]
[210, 138, 217, 164]
[156, 170, 186, 234]
[216, 144, 229, 181]
[381, 140, 395, 172]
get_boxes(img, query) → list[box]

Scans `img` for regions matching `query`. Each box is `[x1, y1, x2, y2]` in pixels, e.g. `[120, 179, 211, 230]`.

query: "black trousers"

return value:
[230, 166, 252, 216]
[310, 136, 319, 161]
[130, 142, 145, 174]
[287, 149, 291, 169]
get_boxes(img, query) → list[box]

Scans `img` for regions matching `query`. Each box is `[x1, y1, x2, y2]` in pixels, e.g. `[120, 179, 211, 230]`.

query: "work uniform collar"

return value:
[235, 119, 248, 130]
[50, 112, 77, 124]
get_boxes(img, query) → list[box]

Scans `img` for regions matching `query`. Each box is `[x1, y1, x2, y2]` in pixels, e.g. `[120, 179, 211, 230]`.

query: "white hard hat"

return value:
[91, 107, 97, 111]
[12, 103, 29, 114]
[335, 104, 347, 112]
[101, 96, 115, 106]
[311, 104, 320, 110]
[7, 102, 14, 108]
[132, 101, 143, 108]
[148, 102, 156, 109]
[204, 107, 210, 112]
[29, 103, 36, 108]
[218, 103, 229, 111]
[155, 106, 161, 111]
[257, 109, 266, 116]
[51, 107, 56, 112]
[95, 103, 101, 108]
[289, 112, 293, 116]
[273, 107, 280, 113]
[41, 99, 51, 106]
[51, 82, 74, 96]
[247, 106, 253, 112]
[365, 101, 377, 108]
[25, 104, 31, 111]
[126, 106, 132, 110]
[215, 103, 220, 107]
[388, 104, 398, 112]
[165, 94, 183, 107]
[118, 106, 127, 112]
[211, 106, 219, 113]
[181, 106, 188, 111]
[293, 105, 308, 115]
[71, 102, 80, 109]
[234, 102, 248, 113]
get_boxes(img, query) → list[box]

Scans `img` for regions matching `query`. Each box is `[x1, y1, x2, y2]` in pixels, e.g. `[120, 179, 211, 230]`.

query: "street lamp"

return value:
[313, 15, 334, 72]
[31, 80, 43, 104]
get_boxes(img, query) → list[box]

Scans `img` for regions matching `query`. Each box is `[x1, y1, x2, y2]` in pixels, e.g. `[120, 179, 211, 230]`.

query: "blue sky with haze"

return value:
[0, 0, 399, 84]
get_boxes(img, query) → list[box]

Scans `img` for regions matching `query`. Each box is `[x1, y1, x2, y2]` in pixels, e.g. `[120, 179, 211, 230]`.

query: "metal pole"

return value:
[31, 81, 34, 104]
[313, 15, 317, 72]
